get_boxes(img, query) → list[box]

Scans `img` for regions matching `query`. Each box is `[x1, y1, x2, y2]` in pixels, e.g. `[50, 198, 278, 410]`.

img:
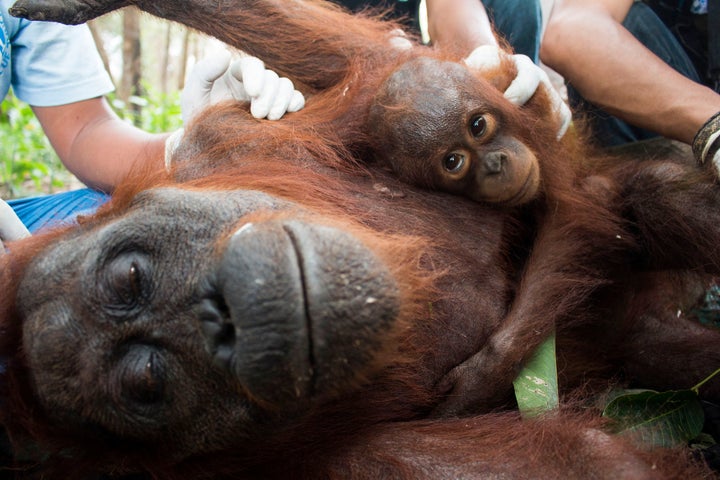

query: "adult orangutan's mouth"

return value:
[207, 218, 400, 409]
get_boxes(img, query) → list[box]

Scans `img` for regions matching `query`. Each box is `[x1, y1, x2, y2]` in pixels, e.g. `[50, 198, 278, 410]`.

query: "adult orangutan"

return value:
[10, 0, 598, 416]
[1, 0, 720, 478]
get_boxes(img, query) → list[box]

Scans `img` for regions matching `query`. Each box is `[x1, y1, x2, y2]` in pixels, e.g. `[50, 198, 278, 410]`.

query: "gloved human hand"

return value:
[464, 45, 571, 139]
[180, 50, 305, 123]
[0, 199, 30, 254]
[166, 51, 306, 168]
[388, 28, 413, 51]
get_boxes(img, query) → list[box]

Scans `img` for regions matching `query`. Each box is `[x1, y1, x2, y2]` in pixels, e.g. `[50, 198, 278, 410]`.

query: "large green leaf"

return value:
[602, 389, 705, 448]
[513, 333, 559, 417]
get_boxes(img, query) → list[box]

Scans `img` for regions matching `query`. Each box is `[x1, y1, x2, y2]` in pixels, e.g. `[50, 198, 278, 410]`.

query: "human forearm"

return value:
[33, 98, 167, 192]
[541, 1, 720, 144]
[425, 0, 498, 55]
[67, 118, 167, 192]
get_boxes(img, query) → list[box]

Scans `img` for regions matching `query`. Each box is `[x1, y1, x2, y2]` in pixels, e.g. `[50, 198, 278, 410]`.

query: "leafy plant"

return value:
[513, 333, 720, 453]
[108, 83, 182, 132]
[603, 389, 705, 447]
[602, 367, 720, 448]
[0, 93, 67, 198]
[513, 333, 559, 417]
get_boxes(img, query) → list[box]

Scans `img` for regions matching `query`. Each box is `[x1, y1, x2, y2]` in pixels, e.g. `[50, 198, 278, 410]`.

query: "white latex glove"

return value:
[464, 45, 571, 139]
[0, 199, 30, 254]
[389, 29, 413, 51]
[167, 51, 306, 168]
[181, 50, 305, 123]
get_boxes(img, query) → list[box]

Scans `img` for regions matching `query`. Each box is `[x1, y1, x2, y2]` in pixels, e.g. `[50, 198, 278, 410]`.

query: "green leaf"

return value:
[602, 389, 705, 448]
[513, 333, 559, 417]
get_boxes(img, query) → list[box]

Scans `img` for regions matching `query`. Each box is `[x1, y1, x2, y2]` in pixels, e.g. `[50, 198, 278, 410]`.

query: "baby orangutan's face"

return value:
[369, 57, 540, 207]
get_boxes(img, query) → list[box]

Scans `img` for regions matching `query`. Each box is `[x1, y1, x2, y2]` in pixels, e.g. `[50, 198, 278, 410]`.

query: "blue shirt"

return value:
[1, 0, 114, 106]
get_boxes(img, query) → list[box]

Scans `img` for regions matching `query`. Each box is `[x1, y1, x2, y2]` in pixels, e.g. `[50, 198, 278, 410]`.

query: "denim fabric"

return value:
[7, 188, 109, 233]
[329, 0, 422, 30]
[331, 0, 543, 62]
[568, 2, 702, 146]
[482, 0, 542, 63]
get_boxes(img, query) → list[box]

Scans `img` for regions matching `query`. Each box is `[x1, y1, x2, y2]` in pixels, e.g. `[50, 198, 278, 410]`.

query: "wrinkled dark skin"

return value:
[6, 159, 521, 476]
[9, 0, 720, 413]
[18, 187, 403, 452]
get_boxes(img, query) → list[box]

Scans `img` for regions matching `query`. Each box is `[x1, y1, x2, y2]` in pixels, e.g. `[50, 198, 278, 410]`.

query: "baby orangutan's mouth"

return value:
[500, 160, 540, 208]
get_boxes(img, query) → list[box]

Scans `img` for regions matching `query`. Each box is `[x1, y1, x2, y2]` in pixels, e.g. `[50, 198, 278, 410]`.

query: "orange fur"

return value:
[2, 0, 720, 477]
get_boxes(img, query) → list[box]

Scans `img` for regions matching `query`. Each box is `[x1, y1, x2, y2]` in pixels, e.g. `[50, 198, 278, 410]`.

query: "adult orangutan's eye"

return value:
[110, 260, 142, 304]
[121, 345, 166, 405]
[443, 153, 466, 173]
[104, 253, 150, 311]
[470, 115, 487, 137]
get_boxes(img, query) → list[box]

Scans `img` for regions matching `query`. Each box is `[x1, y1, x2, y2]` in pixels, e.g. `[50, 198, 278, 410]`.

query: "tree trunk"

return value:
[160, 22, 172, 96]
[177, 28, 191, 91]
[121, 7, 143, 124]
[87, 20, 116, 87]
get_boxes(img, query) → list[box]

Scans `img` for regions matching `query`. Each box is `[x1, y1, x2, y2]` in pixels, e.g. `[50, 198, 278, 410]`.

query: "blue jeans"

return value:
[482, 0, 542, 63]
[567, 2, 702, 146]
[8, 188, 109, 233]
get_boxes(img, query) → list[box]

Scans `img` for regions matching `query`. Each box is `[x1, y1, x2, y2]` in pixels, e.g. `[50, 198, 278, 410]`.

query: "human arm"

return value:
[33, 98, 167, 193]
[424, 0, 498, 55]
[541, 0, 720, 145]
[33, 53, 306, 192]
[423, 0, 569, 137]
[11, 10, 304, 192]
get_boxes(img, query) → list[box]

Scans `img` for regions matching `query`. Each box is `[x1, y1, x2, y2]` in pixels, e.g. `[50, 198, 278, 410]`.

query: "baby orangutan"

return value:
[368, 55, 554, 208]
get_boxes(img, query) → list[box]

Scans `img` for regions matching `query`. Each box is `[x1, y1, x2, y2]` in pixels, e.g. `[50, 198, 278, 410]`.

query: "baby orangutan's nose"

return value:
[484, 151, 507, 174]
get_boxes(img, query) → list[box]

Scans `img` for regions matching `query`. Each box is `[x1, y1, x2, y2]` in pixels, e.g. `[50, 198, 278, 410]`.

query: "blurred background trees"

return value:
[1, 7, 220, 198]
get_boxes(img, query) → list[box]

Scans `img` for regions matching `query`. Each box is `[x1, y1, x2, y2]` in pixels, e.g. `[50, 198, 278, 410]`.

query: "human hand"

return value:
[0, 199, 30, 254]
[464, 45, 571, 139]
[181, 50, 305, 123]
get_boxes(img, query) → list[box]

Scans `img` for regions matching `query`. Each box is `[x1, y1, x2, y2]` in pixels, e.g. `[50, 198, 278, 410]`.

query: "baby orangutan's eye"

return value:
[470, 115, 487, 138]
[443, 153, 466, 173]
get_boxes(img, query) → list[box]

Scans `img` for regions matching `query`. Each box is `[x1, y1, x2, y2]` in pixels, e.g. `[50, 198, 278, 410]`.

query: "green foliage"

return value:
[513, 333, 559, 417]
[108, 83, 183, 132]
[602, 389, 705, 448]
[0, 93, 66, 198]
[602, 367, 720, 449]
[513, 335, 719, 453]
[1, 87, 181, 199]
